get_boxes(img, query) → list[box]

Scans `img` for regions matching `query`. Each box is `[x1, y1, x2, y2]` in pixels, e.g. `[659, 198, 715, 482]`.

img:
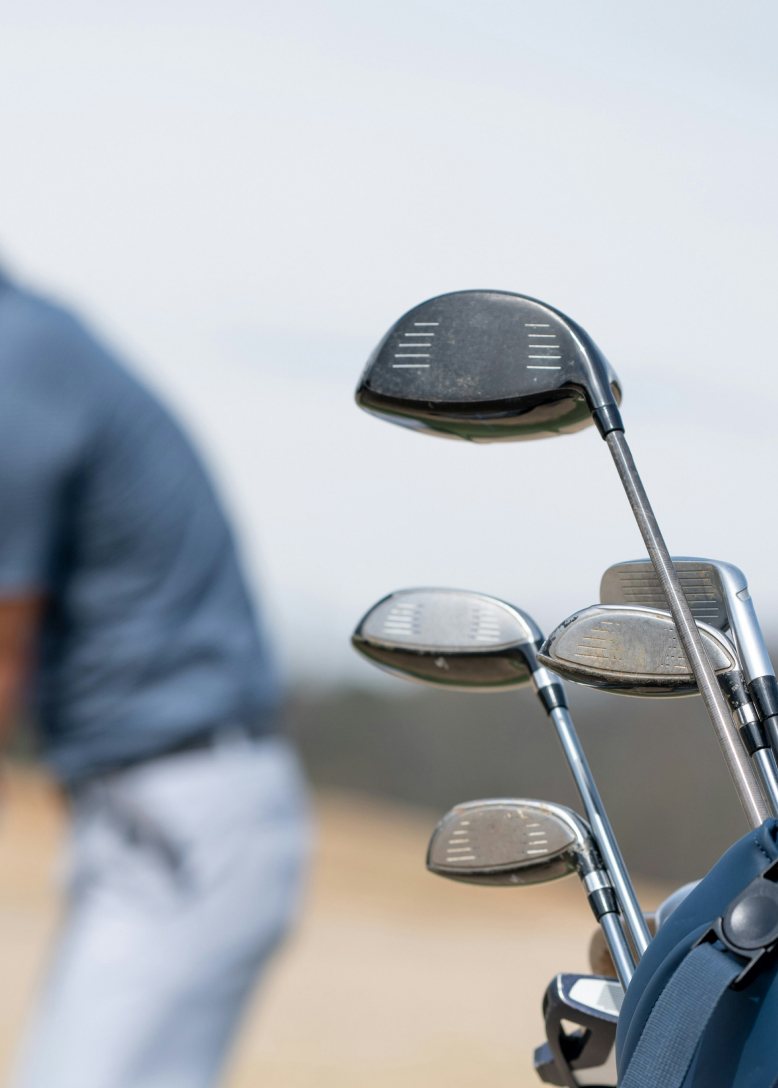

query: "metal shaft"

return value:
[600, 912, 635, 989]
[606, 431, 768, 828]
[550, 706, 651, 956]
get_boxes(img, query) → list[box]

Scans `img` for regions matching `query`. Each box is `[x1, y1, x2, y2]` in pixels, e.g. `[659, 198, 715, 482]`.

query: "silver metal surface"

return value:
[539, 604, 738, 696]
[600, 912, 634, 989]
[605, 431, 768, 829]
[356, 587, 541, 650]
[426, 797, 635, 988]
[532, 666, 560, 691]
[426, 798, 586, 884]
[352, 588, 542, 691]
[549, 706, 651, 956]
[583, 870, 613, 894]
[601, 557, 775, 685]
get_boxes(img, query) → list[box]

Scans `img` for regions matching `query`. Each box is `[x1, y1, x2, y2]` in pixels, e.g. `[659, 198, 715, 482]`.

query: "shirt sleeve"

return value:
[0, 392, 71, 595]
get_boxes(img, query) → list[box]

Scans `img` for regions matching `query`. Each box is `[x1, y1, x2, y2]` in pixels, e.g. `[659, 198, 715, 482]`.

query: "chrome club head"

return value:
[355, 290, 622, 443]
[600, 559, 730, 631]
[351, 588, 543, 690]
[536, 604, 743, 700]
[426, 798, 598, 886]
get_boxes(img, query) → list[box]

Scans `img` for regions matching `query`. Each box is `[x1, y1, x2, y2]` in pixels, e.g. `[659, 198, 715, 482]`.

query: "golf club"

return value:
[356, 290, 767, 827]
[426, 798, 635, 989]
[534, 972, 622, 1088]
[601, 558, 778, 786]
[352, 588, 651, 955]
[536, 604, 778, 814]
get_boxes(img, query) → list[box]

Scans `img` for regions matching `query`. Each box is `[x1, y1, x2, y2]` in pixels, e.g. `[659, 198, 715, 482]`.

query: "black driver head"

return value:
[355, 290, 622, 442]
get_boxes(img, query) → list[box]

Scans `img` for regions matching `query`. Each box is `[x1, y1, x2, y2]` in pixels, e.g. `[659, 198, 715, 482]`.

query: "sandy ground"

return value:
[0, 770, 671, 1088]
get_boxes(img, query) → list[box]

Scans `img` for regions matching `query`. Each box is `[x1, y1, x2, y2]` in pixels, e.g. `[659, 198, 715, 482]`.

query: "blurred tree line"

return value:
[286, 679, 752, 883]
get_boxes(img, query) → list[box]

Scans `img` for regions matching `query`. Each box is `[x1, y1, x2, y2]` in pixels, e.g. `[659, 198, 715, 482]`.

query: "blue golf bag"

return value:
[616, 818, 778, 1087]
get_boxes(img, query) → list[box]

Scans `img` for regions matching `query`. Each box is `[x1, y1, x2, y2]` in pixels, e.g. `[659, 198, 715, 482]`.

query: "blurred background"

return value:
[1, 1, 777, 1084]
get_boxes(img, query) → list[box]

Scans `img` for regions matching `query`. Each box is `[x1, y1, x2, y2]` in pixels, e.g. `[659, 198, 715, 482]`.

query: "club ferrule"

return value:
[749, 675, 778, 722]
[531, 668, 567, 712]
[592, 404, 624, 438]
[739, 718, 770, 756]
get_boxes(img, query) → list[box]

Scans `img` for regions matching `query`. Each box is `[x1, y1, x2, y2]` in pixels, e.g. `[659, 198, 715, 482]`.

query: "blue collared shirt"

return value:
[0, 276, 279, 780]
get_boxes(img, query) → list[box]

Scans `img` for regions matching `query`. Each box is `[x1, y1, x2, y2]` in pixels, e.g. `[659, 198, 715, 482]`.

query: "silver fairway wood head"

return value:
[537, 604, 742, 699]
[351, 588, 543, 690]
[355, 290, 622, 443]
[426, 799, 596, 886]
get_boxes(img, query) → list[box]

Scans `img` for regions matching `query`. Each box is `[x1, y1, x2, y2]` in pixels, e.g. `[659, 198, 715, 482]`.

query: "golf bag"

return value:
[616, 818, 778, 1087]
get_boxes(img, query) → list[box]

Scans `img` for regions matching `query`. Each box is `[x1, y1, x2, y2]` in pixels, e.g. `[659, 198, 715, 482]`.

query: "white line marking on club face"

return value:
[413, 322, 439, 326]
[392, 364, 430, 368]
[524, 323, 550, 327]
[528, 355, 562, 360]
[448, 856, 477, 862]
[527, 365, 562, 370]
[403, 332, 435, 336]
[394, 353, 431, 357]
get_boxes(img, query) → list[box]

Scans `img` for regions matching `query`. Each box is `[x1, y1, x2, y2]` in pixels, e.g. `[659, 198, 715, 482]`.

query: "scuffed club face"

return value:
[355, 290, 620, 442]
[426, 799, 586, 886]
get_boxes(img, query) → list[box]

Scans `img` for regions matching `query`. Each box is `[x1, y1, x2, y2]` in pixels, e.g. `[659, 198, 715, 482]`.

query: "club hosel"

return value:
[748, 675, 778, 722]
[746, 675, 778, 761]
[530, 657, 568, 714]
[738, 714, 771, 757]
[592, 403, 624, 438]
[582, 869, 619, 922]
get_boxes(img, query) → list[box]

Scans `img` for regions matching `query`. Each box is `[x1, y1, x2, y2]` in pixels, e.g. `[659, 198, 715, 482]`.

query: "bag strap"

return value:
[619, 942, 740, 1088]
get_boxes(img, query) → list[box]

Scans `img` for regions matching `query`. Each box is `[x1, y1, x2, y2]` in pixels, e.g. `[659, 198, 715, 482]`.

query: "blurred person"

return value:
[0, 268, 309, 1088]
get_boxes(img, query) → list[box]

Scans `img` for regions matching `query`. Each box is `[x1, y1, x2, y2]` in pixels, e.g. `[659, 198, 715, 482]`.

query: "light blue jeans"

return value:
[11, 733, 310, 1088]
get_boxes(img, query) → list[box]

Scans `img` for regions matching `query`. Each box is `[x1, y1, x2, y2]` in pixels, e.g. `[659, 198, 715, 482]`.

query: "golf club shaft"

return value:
[549, 706, 651, 956]
[600, 912, 635, 989]
[606, 431, 769, 829]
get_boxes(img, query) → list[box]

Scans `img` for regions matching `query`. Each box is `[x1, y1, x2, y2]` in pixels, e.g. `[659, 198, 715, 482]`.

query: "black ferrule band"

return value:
[538, 683, 568, 714]
[587, 886, 619, 921]
[748, 675, 778, 721]
[592, 404, 625, 438]
[740, 720, 769, 756]
[764, 717, 778, 762]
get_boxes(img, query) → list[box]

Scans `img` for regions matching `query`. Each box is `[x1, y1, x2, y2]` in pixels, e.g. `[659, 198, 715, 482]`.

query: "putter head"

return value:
[600, 558, 732, 631]
[537, 604, 742, 699]
[426, 798, 594, 886]
[355, 290, 622, 443]
[351, 588, 542, 690]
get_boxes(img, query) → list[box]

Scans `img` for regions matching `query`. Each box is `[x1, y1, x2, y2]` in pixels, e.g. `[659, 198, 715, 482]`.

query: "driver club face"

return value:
[351, 588, 542, 690]
[537, 604, 741, 699]
[355, 290, 621, 443]
[426, 799, 593, 886]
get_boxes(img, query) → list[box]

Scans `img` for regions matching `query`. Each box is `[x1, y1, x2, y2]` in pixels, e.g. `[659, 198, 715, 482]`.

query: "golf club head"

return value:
[537, 604, 744, 701]
[355, 290, 622, 443]
[351, 588, 543, 690]
[600, 558, 730, 631]
[426, 798, 595, 886]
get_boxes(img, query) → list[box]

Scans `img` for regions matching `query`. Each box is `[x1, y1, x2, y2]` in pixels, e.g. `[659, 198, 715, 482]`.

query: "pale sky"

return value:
[1, 1, 777, 686]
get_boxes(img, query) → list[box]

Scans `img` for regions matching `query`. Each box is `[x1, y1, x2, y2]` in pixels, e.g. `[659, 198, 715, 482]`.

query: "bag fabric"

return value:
[616, 818, 778, 1088]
